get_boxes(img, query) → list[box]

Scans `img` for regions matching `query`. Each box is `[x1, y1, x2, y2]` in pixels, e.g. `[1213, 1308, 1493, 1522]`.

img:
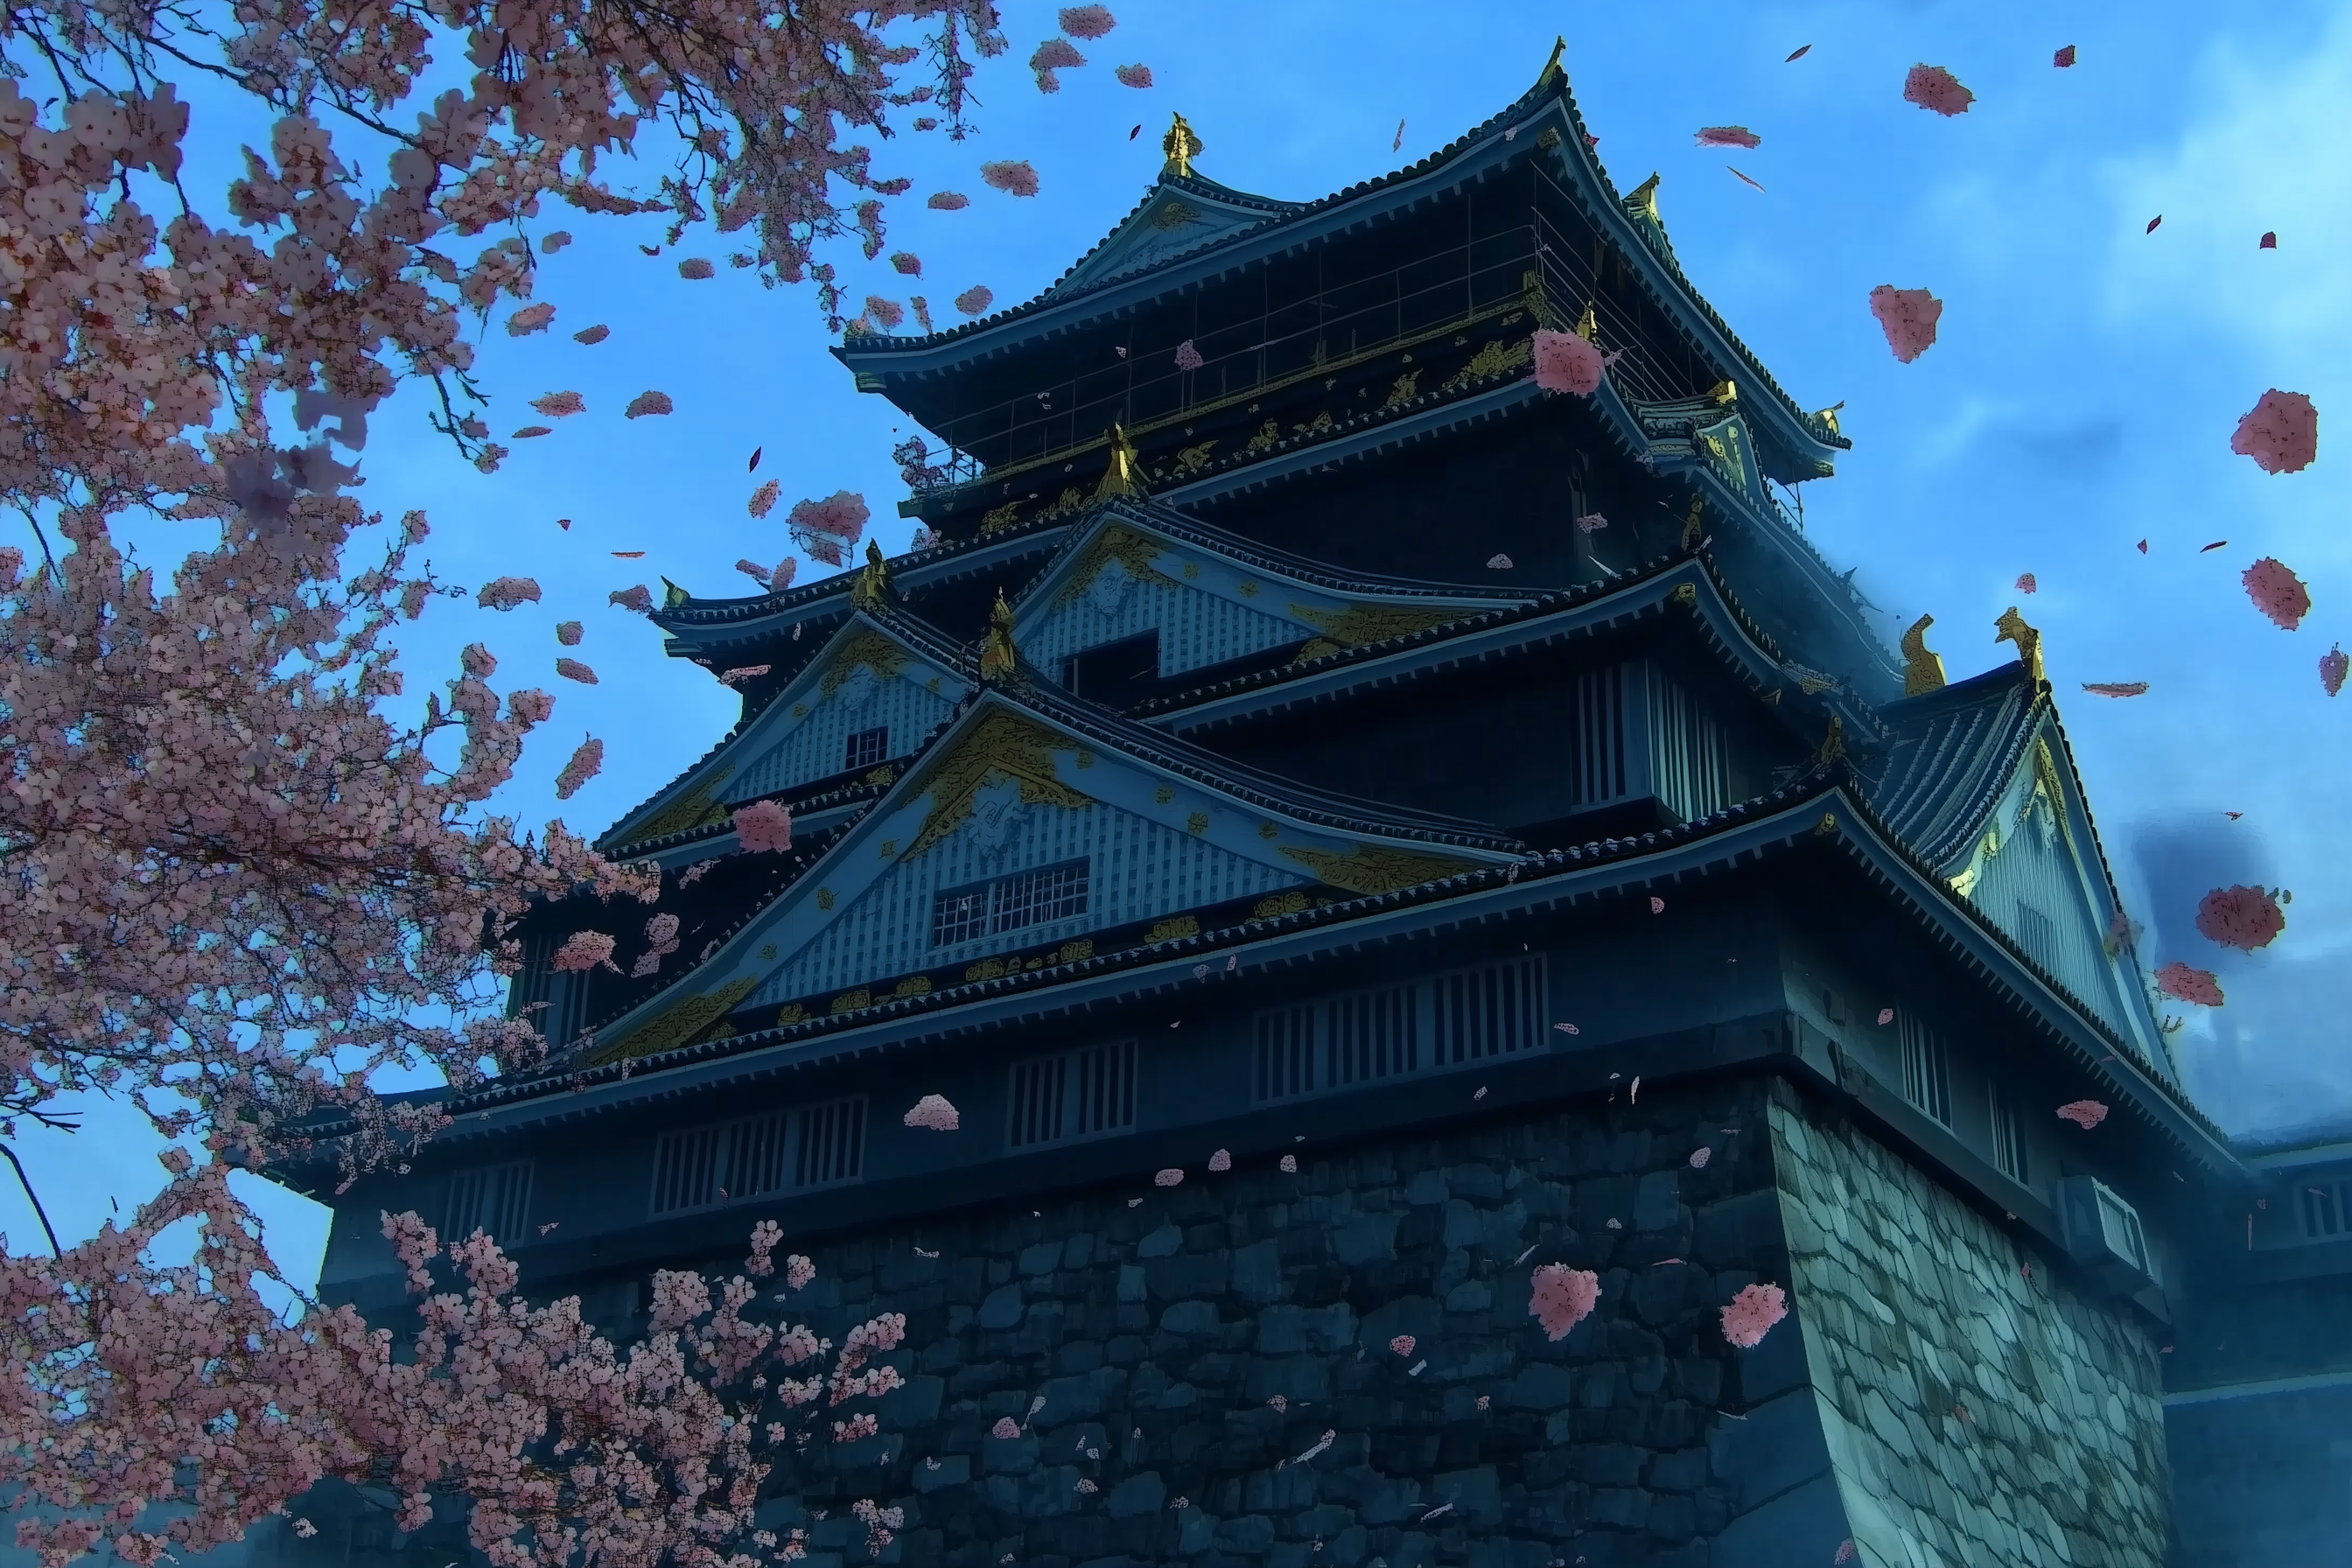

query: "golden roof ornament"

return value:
[1707, 380, 1738, 405]
[1161, 114, 1203, 180]
[1995, 606, 2044, 685]
[850, 539, 892, 610]
[1680, 495, 1704, 551]
[1533, 35, 1567, 93]
[661, 576, 689, 610]
[1812, 715, 1845, 769]
[979, 592, 1018, 683]
[1815, 400, 1845, 436]
[1092, 424, 1149, 500]
[1574, 300, 1599, 342]
[1900, 614, 1948, 697]
[1625, 173, 1661, 221]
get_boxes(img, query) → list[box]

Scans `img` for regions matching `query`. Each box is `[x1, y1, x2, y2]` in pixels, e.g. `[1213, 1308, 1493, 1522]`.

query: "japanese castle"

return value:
[270, 45, 2349, 1568]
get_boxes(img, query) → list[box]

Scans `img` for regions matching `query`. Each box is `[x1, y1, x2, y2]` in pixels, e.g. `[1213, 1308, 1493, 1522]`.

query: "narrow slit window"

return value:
[1009, 1040, 1138, 1149]
[1991, 1084, 2029, 1184]
[1899, 1012, 1951, 1127]
[844, 725, 890, 772]
[445, 1161, 534, 1245]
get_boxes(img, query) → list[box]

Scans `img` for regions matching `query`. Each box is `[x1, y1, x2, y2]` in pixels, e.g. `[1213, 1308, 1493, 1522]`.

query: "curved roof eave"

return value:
[832, 80, 1844, 472]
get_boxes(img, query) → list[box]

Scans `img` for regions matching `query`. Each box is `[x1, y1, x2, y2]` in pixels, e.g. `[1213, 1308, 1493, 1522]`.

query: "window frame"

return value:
[1898, 1010, 1952, 1127]
[1007, 1039, 1140, 1151]
[929, 858, 1092, 949]
[648, 1097, 868, 1217]
[445, 1159, 535, 1246]
[844, 724, 890, 773]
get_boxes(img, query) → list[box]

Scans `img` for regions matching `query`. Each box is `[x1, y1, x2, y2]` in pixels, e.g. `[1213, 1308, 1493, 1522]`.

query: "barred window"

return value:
[1009, 1040, 1138, 1150]
[446, 1161, 533, 1246]
[931, 859, 1090, 948]
[1899, 1012, 1951, 1127]
[650, 1098, 866, 1215]
[1255, 957, 1543, 1104]
[844, 725, 890, 772]
[1991, 1083, 2029, 1184]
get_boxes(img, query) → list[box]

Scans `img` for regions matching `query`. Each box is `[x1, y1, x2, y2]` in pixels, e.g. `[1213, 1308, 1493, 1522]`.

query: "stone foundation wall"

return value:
[1768, 1096, 2173, 1567]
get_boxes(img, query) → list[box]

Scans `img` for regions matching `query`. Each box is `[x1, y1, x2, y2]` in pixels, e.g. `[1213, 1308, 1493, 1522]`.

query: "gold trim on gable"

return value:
[1277, 843, 1482, 896]
[592, 976, 760, 1065]
[625, 773, 735, 844]
[1287, 602, 1465, 662]
[821, 626, 912, 698]
[903, 706, 1094, 858]
[1054, 522, 1180, 607]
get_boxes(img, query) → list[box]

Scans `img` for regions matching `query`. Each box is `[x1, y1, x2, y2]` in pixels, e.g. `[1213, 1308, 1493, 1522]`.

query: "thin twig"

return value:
[0, 1144, 63, 1257]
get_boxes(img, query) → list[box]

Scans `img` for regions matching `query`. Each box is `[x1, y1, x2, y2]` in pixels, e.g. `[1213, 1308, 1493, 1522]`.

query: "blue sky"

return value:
[10, 0, 2348, 1298]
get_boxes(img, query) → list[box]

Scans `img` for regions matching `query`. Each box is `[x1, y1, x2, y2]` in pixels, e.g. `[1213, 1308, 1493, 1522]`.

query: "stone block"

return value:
[976, 1284, 1024, 1331]
[1634, 1170, 1684, 1233]
[1406, 1169, 1450, 1206]
[1430, 1465, 1502, 1526]
[1586, 1487, 1648, 1529]
[1442, 1199, 1483, 1250]
[1444, 1279, 1493, 1313]
[912, 1454, 970, 1493]
[981, 1432, 1037, 1474]
[1216, 1516, 1277, 1554]
[1019, 1241, 1063, 1277]
[1116, 1264, 1145, 1303]
[1508, 1363, 1572, 1411]
[1137, 1223, 1184, 1258]
[1647, 1446, 1708, 1491]
[1161, 1299, 1220, 1337]
[1104, 1471, 1166, 1519]
[1233, 1239, 1286, 1304]
[1334, 1212, 1404, 1265]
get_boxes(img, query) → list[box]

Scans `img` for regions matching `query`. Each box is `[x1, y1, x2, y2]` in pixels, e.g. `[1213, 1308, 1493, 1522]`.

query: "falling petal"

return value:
[1903, 64, 1975, 116]
[981, 159, 1040, 197]
[554, 736, 604, 799]
[2146, 215, 2162, 234]
[1129, 124, 1142, 139]
[1876, 1007, 1894, 1026]
[1532, 329, 1606, 395]
[2136, 539, 2147, 554]
[1695, 126, 1761, 149]
[573, 324, 610, 345]
[2055, 1099, 2109, 1130]
[1785, 44, 1811, 61]
[1154, 1168, 1184, 1186]
[612, 550, 646, 558]
[531, 391, 586, 417]
[2154, 962, 2224, 1007]
[678, 257, 716, 279]
[903, 1094, 961, 1130]
[1649, 896, 1665, 914]
[2015, 572, 2037, 593]
[2195, 885, 2286, 952]
[505, 302, 556, 336]
[1726, 165, 1768, 192]
[1393, 118, 1405, 151]
[2321, 644, 2348, 697]
[1869, 284, 1943, 362]
[1720, 1283, 1788, 1348]
[556, 620, 583, 646]
[2259, 231, 2278, 248]
[1487, 553, 1514, 570]
[2242, 557, 2312, 630]
[2081, 682, 2150, 698]
[955, 285, 995, 316]
[1279, 1154, 1298, 1172]
[624, 390, 674, 419]
[1530, 1264, 1600, 1340]
[541, 230, 572, 253]
[1115, 64, 1153, 88]
[512, 425, 553, 438]
[2231, 389, 2318, 473]
[2202, 540, 2229, 552]
[749, 445, 763, 472]
[2053, 44, 2077, 67]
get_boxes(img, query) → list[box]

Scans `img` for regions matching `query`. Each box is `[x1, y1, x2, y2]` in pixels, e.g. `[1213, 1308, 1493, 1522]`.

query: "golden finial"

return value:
[1707, 380, 1738, 405]
[661, 576, 689, 610]
[850, 539, 892, 611]
[1680, 495, 1704, 551]
[1092, 424, 1148, 500]
[1533, 35, 1567, 92]
[1815, 401, 1845, 436]
[1626, 172, 1661, 220]
[1812, 715, 1845, 769]
[1996, 606, 2044, 685]
[1900, 614, 1948, 697]
[1161, 114, 1203, 180]
[979, 591, 1018, 683]
[1574, 300, 1598, 342]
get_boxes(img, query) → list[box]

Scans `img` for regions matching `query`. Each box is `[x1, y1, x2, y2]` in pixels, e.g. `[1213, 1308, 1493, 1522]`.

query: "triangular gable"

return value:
[605, 613, 972, 851]
[590, 690, 1516, 1059]
[1939, 716, 2170, 1070]
[1048, 178, 1298, 300]
[1014, 503, 1529, 683]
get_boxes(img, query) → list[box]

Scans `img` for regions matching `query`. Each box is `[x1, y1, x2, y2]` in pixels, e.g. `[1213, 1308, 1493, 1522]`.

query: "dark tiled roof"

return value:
[650, 513, 1071, 625]
[833, 75, 1844, 456]
[1863, 666, 2039, 867]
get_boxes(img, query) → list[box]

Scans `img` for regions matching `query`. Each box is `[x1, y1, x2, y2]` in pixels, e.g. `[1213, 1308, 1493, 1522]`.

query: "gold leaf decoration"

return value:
[893, 976, 933, 998]
[1154, 785, 1176, 805]
[1186, 811, 1209, 836]
[1172, 438, 1219, 475]
[1290, 411, 1334, 438]
[1056, 940, 1094, 963]
[864, 766, 897, 787]
[980, 500, 1024, 534]
[759, 943, 777, 961]
[1242, 419, 1282, 456]
[878, 840, 898, 859]
[903, 706, 1093, 858]
[1257, 821, 1279, 840]
[593, 976, 760, 1065]
[1382, 371, 1423, 410]
[1054, 522, 1179, 606]
[1442, 337, 1534, 394]
[776, 1003, 808, 1026]
[820, 626, 910, 698]
[830, 988, 872, 1014]
[816, 887, 836, 910]
[792, 703, 809, 718]
[1288, 602, 1463, 661]
[1152, 199, 1202, 231]
[1146, 914, 1200, 942]
[626, 773, 736, 844]
[1670, 583, 1698, 607]
[965, 958, 1007, 982]
[1237, 580, 1259, 598]
[1278, 843, 1481, 896]
[1253, 891, 1312, 919]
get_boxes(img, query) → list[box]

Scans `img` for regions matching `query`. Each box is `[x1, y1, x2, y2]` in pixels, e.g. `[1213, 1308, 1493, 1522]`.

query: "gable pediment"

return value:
[1015, 506, 1528, 683]
[605, 613, 972, 852]
[1049, 182, 1292, 299]
[590, 691, 1516, 1059]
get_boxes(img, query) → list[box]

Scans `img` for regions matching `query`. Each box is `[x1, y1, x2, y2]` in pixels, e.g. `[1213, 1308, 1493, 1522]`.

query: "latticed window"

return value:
[844, 725, 889, 772]
[649, 1098, 866, 1215]
[1255, 957, 1544, 1103]
[931, 859, 1091, 948]
[1991, 1084, 2029, 1184]
[446, 1161, 533, 1245]
[1899, 1012, 1951, 1127]
[1008, 1040, 1138, 1149]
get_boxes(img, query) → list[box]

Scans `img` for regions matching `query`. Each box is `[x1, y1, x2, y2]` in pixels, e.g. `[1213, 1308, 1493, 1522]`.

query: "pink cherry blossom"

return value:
[2242, 557, 2312, 630]
[574, 324, 612, 345]
[1877, 1007, 1895, 1026]
[610, 584, 654, 612]
[1904, 64, 1975, 116]
[1694, 126, 1761, 148]
[956, 284, 996, 315]
[2196, 885, 2286, 952]
[506, 301, 557, 336]
[1721, 1282, 1788, 1348]
[556, 657, 598, 684]
[531, 390, 586, 417]
[679, 257, 717, 279]
[1208, 1148, 1232, 1171]
[2015, 572, 2037, 593]
[553, 930, 618, 971]
[1487, 554, 1514, 570]
[1530, 1264, 1600, 1340]
[1060, 5, 1117, 37]
[477, 575, 542, 610]
[1280, 1154, 1298, 1172]
[928, 191, 970, 210]
[1115, 64, 1155, 88]
[1174, 339, 1206, 372]
[1031, 38, 1084, 92]
[2054, 45, 2078, 66]
[864, 296, 906, 330]
[905, 1094, 962, 1130]
[749, 478, 784, 519]
[734, 798, 794, 852]
[625, 389, 676, 419]
[555, 736, 605, 799]
[990, 1418, 1020, 1439]
[1389, 1334, 1416, 1356]
[556, 620, 584, 646]
[2056, 1099, 2109, 1130]
[2231, 389, 2318, 474]
[1575, 512, 1607, 532]
[982, 159, 1040, 197]
[1870, 284, 1943, 362]
[737, 558, 774, 585]
[1155, 1167, 1185, 1186]
[1689, 1146, 1712, 1169]
[2323, 644, 2348, 697]
[2155, 962, 2224, 1006]
[1532, 328, 1606, 395]
[718, 665, 772, 686]
[788, 490, 871, 549]
[2082, 682, 2150, 698]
